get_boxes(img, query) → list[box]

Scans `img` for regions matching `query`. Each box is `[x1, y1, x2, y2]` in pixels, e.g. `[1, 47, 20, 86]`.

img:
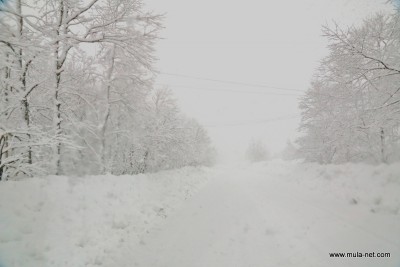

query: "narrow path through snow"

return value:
[130, 163, 400, 267]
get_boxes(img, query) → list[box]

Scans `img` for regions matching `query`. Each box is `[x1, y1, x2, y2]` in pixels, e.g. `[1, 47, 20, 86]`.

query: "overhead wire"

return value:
[156, 71, 303, 127]
[157, 71, 305, 93]
[155, 83, 302, 96]
[203, 115, 300, 127]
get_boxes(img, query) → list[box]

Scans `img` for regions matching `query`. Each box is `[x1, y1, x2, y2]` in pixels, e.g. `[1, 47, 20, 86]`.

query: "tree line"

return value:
[297, 10, 400, 164]
[0, 0, 215, 180]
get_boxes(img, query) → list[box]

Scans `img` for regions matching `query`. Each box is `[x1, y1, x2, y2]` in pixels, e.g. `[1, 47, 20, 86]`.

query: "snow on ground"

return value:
[0, 161, 399, 267]
[132, 161, 400, 267]
[270, 160, 400, 216]
[0, 167, 212, 267]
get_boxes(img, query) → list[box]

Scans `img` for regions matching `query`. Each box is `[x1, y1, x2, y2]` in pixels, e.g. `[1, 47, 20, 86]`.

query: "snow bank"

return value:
[256, 160, 400, 215]
[0, 167, 211, 267]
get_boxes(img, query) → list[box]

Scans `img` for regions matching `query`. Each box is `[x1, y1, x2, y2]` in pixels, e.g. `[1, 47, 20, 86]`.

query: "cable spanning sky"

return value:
[146, 0, 392, 161]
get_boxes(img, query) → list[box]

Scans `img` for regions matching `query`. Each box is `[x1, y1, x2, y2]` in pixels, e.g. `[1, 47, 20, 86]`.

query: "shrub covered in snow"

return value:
[246, 139, 269, 162]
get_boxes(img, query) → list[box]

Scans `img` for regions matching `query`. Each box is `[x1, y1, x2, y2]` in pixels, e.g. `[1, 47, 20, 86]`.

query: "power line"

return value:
[204, 115, 300, 127]
[156, 83, 302, 97]
[158, 71, 304, 93]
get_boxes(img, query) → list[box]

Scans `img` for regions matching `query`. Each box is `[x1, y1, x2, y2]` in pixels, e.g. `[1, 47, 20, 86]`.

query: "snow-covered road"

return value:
[0, 161, 399, 267]
[132, 163, 400, 267]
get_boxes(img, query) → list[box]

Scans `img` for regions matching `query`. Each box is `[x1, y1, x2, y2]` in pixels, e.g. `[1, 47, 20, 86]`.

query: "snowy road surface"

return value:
[0, 161, 399, 267]
[131, 163, 400, 267]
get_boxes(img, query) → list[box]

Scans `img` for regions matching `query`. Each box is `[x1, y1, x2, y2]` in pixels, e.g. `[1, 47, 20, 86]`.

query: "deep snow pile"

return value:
[0, 167, 212, 267]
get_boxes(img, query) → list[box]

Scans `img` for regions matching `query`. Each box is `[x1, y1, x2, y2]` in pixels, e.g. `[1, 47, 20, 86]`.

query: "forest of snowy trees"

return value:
[0, 0, 215, 180]
[297, 11, 400, 164]
[2, 0, 399, 181]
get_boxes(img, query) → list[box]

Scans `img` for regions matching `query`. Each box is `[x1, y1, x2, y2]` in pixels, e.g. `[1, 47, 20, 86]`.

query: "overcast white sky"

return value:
[145, 0, 391, 161]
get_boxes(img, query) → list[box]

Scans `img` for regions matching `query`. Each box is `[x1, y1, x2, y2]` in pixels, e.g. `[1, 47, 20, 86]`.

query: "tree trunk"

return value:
[380, 127, 387, 163]
[53, 2, 65, 175]
[100, 45, 116, 174]
[0, 135, 5, 181]
[17, 0, 32, 165]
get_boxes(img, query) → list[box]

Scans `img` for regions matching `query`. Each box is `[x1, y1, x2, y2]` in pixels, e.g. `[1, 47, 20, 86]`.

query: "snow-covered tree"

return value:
[246, 139, 269, 162]
[281, 140, 298, 161]
[0, 0, 56, 179]
[113, 89, 216, 175]
[0, 1, 214, 180]
[298, 12, 400, 164]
